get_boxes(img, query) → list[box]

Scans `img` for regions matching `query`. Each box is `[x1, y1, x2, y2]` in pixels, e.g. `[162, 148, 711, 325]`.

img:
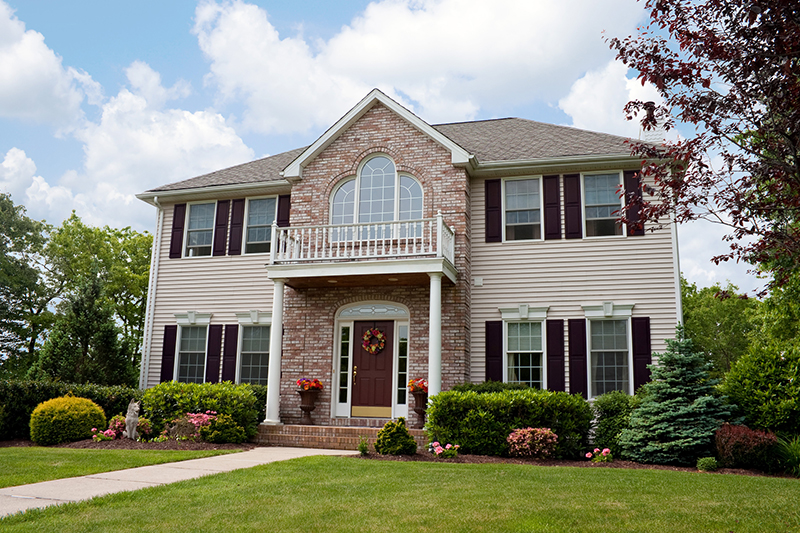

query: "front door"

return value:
[351, 321, 393, 417]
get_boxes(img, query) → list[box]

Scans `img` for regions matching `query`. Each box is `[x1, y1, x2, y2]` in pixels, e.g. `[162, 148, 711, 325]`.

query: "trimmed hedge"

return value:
[592, 390, 639, 457]
[0, 380, 141, 440]
[141, 381, 261, 437]
[426, 389, 592, 458]
[30, 396, 107, 446]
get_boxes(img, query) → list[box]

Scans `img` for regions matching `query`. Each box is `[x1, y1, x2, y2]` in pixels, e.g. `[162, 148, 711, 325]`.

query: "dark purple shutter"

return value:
[568, 319, 588, 397]
[205, 325, 223, 383]
[221, 324, 239, 382]
[546, 319, 565, 391]
[624, 170, 644, 236]
[484, 179, 502, 243]
[543, 175, 561, 240]
[564, 175, 582, 239]
[228, 199, 245, 256]
[632, 317, 652, 389]
[277, 194, 291, 227]
[485, 321, 503, 382]
[213, 200, 230, 256]
[160, 325, 178, 382]
[168, 204, 186, 259]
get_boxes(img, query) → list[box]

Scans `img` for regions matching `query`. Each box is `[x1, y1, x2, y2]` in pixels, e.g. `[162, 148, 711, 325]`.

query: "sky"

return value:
[0, 0, 763, 294]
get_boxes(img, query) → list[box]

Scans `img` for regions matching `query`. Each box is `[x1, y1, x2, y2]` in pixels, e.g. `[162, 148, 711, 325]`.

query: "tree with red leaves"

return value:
[608, 0, 800, 291]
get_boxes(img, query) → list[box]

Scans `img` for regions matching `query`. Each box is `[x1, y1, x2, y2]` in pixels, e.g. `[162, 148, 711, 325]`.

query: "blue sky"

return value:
[0, 0, 763, 293]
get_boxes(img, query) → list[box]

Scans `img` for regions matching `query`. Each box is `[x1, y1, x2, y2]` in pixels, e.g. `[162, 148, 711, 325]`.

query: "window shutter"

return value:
[221, 324, 239, 382]
[543, 175, 561, 240]
[546, 319, 565, 391]
[277, 194, 291, 227]
[624, 170, 644, 236]
[484, 179, 502, 243]
[632, 317, 652, 389]
[228, 199, 245, 256]
[168, 204, 186, 259]
[485, 321, 503, 382]
[160, 325, 177, 382]
[213, 200, 230, 256]
[563, 175, 582, 239]
[568, 319, 588, 397]
[205, 325, 223, 383]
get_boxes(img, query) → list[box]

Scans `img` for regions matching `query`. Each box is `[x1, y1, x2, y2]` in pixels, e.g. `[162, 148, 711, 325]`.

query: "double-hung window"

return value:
[177, 326, 207, 383]
[506, 322, 544, 388]
[245, 198, 276, 254]
[504, 178, 541, 241]
[185, 203, 215, 256]
[239, 325, 269, 385]
[589, 319, 630, 396]
[584, 173, 623, 237]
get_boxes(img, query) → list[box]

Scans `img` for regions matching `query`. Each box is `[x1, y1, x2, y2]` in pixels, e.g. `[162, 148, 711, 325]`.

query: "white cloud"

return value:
[193, 0, 645, 133]
[0, 2, 85, 125]
[0, 147, 38, 203]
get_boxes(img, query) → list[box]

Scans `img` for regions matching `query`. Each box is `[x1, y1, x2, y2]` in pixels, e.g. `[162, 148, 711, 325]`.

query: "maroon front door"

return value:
[352, 321, 393, 417]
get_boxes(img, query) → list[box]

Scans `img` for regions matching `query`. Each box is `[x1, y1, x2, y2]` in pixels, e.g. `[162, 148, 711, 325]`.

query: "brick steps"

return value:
[256, 424, 427, 451]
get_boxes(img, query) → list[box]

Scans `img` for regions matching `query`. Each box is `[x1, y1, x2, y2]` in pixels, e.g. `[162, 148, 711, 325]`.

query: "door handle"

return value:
[353, 366, 357, 384]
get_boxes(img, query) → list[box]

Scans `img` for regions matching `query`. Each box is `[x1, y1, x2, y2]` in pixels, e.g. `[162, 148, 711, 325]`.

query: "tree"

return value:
[680, 276, 760, 377]
[28, 271, 137, 386]
[618, 327, 731, 465]
[608, 0, 800, 289]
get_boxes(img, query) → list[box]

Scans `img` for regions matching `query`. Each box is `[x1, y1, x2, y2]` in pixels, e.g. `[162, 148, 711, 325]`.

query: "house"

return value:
[136, 89, 681, 438]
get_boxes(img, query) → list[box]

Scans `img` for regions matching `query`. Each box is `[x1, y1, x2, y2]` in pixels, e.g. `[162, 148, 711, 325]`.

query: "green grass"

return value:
[0, 447, 238, 488]
[2, 456, 798, 532]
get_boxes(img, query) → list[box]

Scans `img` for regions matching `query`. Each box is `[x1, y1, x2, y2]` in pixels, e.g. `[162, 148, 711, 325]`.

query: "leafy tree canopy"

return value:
[609, 0, 800, 289]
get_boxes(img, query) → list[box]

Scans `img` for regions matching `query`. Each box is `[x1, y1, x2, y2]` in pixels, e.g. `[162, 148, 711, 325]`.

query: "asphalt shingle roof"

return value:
[146, 118, 634, 193]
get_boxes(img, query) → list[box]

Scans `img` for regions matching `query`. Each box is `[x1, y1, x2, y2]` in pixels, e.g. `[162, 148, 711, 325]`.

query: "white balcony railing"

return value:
[269, 212, 455, 265]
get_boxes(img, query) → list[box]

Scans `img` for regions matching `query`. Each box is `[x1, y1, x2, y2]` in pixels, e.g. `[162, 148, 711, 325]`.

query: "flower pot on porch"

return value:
[412, 390, 428, 427]
[297, 389, 320, 425]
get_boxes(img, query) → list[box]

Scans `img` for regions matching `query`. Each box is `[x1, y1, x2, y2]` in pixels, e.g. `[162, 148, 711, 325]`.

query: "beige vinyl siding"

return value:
[470, 175, 679, 387]
[144, 203, 276, 388]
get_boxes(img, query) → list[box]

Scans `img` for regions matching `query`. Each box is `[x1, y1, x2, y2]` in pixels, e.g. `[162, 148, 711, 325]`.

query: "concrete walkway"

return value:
[0, 447, 357, 518]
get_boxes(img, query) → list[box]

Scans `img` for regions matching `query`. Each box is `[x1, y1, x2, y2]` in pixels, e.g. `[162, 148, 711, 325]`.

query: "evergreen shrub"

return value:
[777, 436, 800, 477]
[141, 381, 260, 437]
[592, 390, 639, 457]
[426, 389, 592, 458]
[715, 423, 778, 471]
[0, 380, 141, 440]
[374, 418, 417, 455]
[29, 396, 107, 446]
[199, 414, 247, 444]
[696, 457, 718, 472]
[451, 381, 529, 393]
[619, 328, 731, 465]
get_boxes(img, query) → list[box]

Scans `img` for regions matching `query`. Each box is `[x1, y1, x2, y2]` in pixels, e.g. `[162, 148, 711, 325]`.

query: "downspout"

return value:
[671, 204, 683, 326]
[139, 196, 164, 389]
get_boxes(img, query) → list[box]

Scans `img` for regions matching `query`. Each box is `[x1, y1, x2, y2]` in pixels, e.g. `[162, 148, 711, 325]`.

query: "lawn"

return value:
[0, 447, 238, 488]
[2, 456, 798, 532]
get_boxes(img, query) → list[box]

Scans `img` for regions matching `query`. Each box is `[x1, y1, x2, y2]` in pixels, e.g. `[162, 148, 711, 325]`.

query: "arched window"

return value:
[331, 156, 423, 228]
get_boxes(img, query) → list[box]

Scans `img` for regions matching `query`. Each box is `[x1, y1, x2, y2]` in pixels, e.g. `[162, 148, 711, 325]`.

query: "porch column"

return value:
[428, 272, 443, 396]
[264, 278, 286, 425]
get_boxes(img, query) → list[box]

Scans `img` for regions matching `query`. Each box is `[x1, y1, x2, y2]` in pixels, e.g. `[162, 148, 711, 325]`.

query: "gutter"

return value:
[139, 196, 163, 389]
[136, 180, 292, 206]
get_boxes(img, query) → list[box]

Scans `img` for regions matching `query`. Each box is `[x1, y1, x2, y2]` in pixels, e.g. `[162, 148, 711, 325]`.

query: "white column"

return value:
[264, 278, 285, 425]
[428, 272, 443, 396]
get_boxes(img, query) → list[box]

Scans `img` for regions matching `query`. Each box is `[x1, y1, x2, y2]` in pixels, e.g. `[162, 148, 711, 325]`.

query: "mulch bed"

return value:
[0, 438, 255, 451]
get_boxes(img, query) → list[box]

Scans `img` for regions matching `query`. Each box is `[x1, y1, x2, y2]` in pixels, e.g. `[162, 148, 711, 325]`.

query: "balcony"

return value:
[266, 213, 457, 288]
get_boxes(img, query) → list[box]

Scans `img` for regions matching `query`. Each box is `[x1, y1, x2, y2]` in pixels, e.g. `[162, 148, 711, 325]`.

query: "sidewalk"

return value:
[0, 446, 357, 517]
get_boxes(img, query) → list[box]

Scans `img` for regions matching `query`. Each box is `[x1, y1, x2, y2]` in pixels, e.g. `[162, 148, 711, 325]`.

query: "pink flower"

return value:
[432, 442, 440, 447]
[602, 448, 611, 456]
[92, 428, 97, 432]
[434, 446, 444, 454]
[594, 448, 600, 453]
[445, 444, 452, 449]
[586, 452, 593, 458]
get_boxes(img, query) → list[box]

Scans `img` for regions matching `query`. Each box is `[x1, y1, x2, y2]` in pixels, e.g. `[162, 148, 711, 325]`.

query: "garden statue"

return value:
[122, 400, 140, 440]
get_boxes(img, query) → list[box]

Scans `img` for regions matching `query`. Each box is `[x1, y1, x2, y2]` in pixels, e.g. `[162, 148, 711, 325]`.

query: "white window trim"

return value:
[243, 196, 278, 255]
[499, 305, 549, 389]
[235, 311, 272, 385]
[173, 312, 212, 383]
[501, 176, 544, 243]
[330, 154, 423, 225]
[183, 201, 217, 258]
[580, 171, 626, 239]
[583, 302, 634, 398]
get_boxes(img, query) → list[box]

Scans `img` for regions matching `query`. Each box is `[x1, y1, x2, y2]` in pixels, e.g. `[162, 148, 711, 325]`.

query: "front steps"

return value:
[256, 423, 427, 451]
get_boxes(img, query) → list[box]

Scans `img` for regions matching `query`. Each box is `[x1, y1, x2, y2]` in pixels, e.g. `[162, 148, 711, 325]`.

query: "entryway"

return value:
[351, 320, 393, 417]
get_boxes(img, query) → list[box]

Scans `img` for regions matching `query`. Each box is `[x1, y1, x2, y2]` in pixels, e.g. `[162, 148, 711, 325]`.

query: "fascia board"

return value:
[467, 154, 642, 178]
[136, 180, 292, 206]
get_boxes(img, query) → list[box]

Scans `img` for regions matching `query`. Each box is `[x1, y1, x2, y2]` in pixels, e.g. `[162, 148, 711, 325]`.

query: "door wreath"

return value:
[362, 328, 386, 355]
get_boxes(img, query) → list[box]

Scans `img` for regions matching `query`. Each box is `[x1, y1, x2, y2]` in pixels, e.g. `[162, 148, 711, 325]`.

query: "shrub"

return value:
[507, 427, 558, 458]
[722, 342, 800, 436]
[697, 457, 718, 472]
[29, 396, 107, 446]
[200, 414, 247, 444]
[0, 380, 141, 440]
[777, 436, 800, 477]
[105, 414, 154, 440]
[586, 447, 613, 463]
[358, 436, 370, 456]
[715, 423, 778, 471]
[426, 389, 592, 458]
[429, 441, 460, 458]
[619, 328, 731, 465]
[592, 390, 638, 457]
[141, 381, 259, 437]
[451, 381, 529, 394]
[374, 418, 417, 455]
